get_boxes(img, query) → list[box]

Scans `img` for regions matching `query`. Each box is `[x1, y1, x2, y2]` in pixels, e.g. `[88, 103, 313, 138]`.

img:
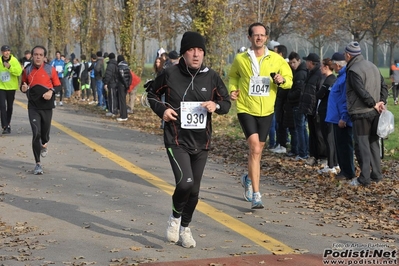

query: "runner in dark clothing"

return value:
[147, 32, 231, 248]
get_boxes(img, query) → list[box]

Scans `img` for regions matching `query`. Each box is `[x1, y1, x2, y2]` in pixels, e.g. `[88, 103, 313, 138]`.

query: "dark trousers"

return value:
[0, 89, 15, 129]
[54, 77, 63, 101]
[352, 114, 382, 185]
[117, 86, 127, 119]
[320, 113, 337, 168]
[333, 124, 355, 179]
[28, 108, 53, 163]
[167, 146, 208, 227]
[276, 122, 297, 154]
[108, 87, 118, 114]
[90, 77, 97, 101]
[308, 114, 326, 160]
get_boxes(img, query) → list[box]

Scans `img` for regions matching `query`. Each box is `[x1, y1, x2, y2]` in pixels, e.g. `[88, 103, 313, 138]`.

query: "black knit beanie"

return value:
[117, 55, 124, 63]
[108, 53, 115, 60]
[180, 31, 206, 56]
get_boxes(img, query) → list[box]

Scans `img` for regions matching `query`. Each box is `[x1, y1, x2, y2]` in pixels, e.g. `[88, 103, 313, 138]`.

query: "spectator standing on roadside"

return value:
[229, 23, 293, 209]
[153, 57, 164, 78]
[116, 55, 131, 122]
[344, 42, 388, 186]
[287, 52, 309, 160]
[389, 59, 399, 105]
[317, 58, 338, 174]
[71, 58, 81, 100]
[63, 57, 73, 99]
[94, 51, 105, 108]
[147, 31, 231, 248]
[88, 54, 98, 105]
[20, 45, 61, 175]
[325, 52, 355, 180]
[0, 45, 23, 134]
[301, 53, 325, 166]
[103, 53, 119, 117]
[20, 50, 32, 68]
[270, 44, 297, 156]
[50, 51, 65, 106]
[79, 55, 90, 102]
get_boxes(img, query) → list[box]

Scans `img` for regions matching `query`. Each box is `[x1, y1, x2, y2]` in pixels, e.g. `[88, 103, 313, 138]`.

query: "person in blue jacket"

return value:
[325, 52, 355, 180]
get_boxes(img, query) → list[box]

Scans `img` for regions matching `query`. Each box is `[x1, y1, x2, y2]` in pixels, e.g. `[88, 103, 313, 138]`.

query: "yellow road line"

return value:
[14, 99, 295, 254]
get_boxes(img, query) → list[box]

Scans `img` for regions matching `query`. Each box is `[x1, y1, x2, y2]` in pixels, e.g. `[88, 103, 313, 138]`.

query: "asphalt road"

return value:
[0, 92, 397, 266]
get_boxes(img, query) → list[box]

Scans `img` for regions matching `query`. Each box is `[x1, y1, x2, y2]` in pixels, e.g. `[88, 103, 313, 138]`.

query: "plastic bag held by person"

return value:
[377, 109, 394, 138]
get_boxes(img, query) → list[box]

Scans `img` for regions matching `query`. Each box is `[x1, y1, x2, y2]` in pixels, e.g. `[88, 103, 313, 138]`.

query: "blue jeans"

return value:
[96, 79, 104, 106]
[63, 77, 73, 98]
[292, 106, 308, 158]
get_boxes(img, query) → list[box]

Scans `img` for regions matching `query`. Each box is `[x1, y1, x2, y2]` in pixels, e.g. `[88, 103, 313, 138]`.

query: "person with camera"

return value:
[228, 23, 293, 209]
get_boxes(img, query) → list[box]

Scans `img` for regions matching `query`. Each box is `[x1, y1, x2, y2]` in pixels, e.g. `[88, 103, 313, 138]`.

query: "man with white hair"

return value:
[325, 52, 355, 180]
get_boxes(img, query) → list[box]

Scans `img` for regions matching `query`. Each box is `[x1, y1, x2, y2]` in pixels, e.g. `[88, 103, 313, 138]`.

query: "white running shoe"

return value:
[180, 226, 196, 248]
[317, 166, 337, 175]
[166, 215, 181, 243]
[350, 178, 360, 186]
[240, 174, 253, 202]
[33, 164, 43, 175]
[273, 146, 287, 154]
[251, 192, 264, 209]
[270, 144, 281, 152]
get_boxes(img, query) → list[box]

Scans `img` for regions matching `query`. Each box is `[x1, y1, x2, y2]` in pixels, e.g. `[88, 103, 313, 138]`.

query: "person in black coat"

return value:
[317, 58, 338, 173]
[103, 53, 118, 116]
[147, 32, 231, 248]
[271, 45, 297, 156]
[116, 55, 131, 121]
[287, 52, 308, 159]
[301, 53, 325, 166]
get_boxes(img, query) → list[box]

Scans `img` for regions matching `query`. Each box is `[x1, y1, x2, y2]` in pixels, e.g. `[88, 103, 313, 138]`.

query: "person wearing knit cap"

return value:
[115, 54, 131, 122]
[229, 22, 293, 210]
[0, 44, 22, 134]
[103, 52, 119, 117]
[147, 31, 231, 248]
[179, 31, 206, 56]
[345, 41, 362, 56]
[344, 41, 388, 187]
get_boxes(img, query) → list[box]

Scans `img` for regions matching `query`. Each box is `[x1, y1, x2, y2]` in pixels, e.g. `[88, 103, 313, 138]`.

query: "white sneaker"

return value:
[305, 157, 317, 166]
[180, 226, 196, 248]
[317, 166, 337, 174]
[270, 144, 280, 152]
[54, 100, 57, 106]
[105, 112, 113, 117]
[334, 165, 341, 173]
[116, 118, 128, 122]
[350, 178, 360, 186]
[273, 146, 287, 154]
[59, 101, 63, 106]
[319, 159, 328, 167]
[166, 215, 181, 243]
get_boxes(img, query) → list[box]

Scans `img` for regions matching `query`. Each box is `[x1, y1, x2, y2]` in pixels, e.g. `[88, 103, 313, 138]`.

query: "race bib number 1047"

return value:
[249, 76, 271, 96]
[180, 101, 208, 129]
